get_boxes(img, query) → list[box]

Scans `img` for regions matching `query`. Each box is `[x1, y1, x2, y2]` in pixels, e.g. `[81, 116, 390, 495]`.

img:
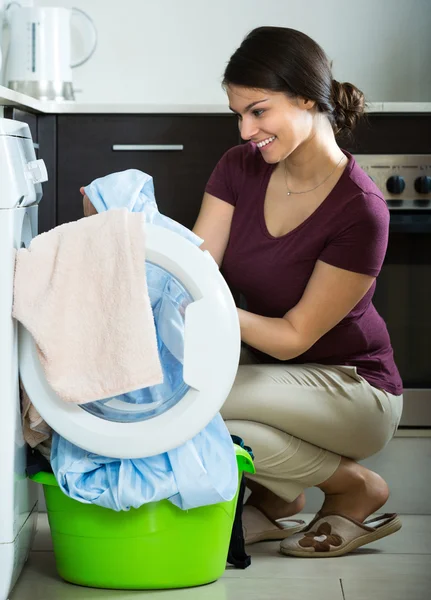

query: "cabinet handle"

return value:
[112, 144, 184, 151]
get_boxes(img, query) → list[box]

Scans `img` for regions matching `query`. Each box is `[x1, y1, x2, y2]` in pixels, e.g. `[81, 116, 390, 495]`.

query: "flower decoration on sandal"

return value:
[298, 522, 343, 552]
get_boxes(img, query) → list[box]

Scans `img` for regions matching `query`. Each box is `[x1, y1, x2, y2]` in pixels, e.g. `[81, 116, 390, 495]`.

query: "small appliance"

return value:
[3, 3, 97, 101]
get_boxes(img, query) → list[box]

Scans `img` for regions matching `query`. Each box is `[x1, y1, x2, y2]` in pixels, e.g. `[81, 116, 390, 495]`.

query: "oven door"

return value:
[373, 213, 431, 426]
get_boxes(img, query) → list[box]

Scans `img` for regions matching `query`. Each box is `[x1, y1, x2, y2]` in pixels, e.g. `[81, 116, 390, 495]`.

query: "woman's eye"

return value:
[252, 109, 264, 117]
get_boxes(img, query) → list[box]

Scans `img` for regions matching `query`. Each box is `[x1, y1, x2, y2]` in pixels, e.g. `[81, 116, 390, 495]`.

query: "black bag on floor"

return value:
[227, 436, 254, 569]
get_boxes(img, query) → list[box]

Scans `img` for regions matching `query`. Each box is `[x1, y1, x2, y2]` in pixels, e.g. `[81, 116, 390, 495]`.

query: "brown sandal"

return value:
[243, 505, 306, 545]
[280, 512, 402, 557]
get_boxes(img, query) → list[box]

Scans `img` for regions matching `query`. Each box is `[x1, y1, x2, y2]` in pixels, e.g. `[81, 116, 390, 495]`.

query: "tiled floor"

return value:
[10, 513, 431, 600]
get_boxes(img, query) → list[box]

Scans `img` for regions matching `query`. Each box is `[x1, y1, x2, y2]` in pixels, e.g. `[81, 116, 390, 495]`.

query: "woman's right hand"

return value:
[80, 186, 97, 216]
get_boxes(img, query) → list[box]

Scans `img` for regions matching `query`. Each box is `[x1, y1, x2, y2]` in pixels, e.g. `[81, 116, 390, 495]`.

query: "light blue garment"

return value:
[84, 169, 202, 247]
[51, 413, 237, 511]
[50, 169, 237, 511]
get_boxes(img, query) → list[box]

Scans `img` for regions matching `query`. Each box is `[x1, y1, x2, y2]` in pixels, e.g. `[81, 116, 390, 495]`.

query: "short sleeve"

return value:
[205, 145, 246, 207]
[319, 193, 390, 277]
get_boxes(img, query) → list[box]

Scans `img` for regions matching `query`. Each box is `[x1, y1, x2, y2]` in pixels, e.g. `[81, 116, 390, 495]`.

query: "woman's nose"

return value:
[239, 117, 259, 142]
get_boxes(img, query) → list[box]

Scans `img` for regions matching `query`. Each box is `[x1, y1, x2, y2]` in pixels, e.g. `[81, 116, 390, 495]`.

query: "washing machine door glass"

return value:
[81, 263, 193, 423]
[19, 225, 240, 458]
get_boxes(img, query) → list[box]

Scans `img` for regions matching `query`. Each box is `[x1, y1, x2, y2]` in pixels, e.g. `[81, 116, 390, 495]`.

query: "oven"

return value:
[354, 152, 431, 426]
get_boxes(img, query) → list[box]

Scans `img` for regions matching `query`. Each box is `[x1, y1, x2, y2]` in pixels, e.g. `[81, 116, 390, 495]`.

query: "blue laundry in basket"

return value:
[50, 170, 238, 511]
[51, 413, 236, 511]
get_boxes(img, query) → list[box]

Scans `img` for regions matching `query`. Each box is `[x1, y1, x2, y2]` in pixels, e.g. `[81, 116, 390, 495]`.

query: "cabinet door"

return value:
[38, 115, 57, 234]
[336, 114, 431, 154]
[57, 115, 239, 228]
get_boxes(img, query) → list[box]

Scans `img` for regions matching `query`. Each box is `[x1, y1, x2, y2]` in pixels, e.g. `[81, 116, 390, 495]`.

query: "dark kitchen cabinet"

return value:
[56, 114, 239, 229]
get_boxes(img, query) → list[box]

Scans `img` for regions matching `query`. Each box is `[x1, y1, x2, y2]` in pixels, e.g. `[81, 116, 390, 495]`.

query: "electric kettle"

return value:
[4, 4, 97, 101]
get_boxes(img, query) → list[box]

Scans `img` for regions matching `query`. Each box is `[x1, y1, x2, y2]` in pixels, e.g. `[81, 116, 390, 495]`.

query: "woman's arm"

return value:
[193, 192, 235, 267]
[238, 260, 375, 361]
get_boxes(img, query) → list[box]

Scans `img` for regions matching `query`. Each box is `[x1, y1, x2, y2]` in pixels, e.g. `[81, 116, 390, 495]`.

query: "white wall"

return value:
[34, 0, 431, 104]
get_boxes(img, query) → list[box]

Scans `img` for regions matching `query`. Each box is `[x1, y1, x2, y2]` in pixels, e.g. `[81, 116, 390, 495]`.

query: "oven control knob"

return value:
[386, 176, 405, 194]
[414, 176, 431, 194]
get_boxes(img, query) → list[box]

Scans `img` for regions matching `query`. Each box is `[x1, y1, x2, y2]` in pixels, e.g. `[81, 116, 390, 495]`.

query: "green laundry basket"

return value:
[30, 445, 254, 590]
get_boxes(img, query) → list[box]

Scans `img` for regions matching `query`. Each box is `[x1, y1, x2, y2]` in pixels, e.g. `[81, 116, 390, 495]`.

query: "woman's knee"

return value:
[225, 420, 296, 465]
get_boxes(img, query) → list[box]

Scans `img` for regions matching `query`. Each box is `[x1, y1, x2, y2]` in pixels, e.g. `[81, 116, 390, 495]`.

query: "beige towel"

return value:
[21, 382, 52, 449]
[13, 209, 163, 403]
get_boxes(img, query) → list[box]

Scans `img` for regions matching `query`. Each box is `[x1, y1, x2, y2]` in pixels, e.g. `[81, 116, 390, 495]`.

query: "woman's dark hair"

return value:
[223, 27, 365, 135]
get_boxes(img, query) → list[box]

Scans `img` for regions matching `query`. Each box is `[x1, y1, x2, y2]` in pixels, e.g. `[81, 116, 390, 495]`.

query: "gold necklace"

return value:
[284, 154, 345, 196]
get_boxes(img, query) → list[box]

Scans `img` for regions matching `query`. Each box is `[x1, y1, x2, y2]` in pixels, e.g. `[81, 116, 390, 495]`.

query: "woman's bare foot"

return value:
[246, 479, 305, 521]
[318, 457, 389, 523]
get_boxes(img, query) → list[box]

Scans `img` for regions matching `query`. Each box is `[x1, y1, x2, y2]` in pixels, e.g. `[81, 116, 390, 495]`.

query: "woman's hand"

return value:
[80, 186, 97, 216]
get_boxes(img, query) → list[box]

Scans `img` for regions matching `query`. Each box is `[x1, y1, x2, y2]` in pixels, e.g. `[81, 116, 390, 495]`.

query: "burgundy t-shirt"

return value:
[205, 142, 403, 395]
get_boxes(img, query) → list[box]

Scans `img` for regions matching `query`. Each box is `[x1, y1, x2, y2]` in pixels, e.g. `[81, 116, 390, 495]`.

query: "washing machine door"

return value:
[19, 224, 240, 458]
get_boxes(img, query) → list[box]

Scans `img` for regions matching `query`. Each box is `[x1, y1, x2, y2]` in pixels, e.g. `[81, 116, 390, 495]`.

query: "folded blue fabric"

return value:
[51, 169, 237, 511]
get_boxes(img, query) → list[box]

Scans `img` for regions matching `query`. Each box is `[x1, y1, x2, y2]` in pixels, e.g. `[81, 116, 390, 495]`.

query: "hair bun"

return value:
[331, 80, 365, 134]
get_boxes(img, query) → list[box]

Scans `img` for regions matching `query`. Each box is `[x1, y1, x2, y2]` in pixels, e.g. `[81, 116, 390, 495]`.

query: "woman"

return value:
[193, 26, 403, 558]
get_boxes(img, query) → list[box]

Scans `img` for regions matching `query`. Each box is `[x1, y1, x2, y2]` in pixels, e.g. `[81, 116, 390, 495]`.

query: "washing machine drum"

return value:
[19, 225, 240, 459]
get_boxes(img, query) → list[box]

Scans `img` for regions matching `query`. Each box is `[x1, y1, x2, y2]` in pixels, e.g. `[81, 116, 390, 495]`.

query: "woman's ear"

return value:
[298, 97, 316, 111]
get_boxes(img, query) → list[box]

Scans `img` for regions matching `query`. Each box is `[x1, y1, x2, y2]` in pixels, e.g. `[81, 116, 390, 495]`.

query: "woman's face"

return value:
[226, 85, 316, 164]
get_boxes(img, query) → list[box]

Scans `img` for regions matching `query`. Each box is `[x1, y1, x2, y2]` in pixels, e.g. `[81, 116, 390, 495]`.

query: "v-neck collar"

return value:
[258, 149, 354, 240]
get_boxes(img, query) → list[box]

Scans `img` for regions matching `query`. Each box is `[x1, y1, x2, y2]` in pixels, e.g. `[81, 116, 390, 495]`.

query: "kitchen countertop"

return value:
[0, 85, 430, 114]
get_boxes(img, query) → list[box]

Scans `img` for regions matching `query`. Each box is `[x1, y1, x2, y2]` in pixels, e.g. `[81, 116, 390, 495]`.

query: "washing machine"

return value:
[1, 120, 241, 598]
[0, 118, 48, 600]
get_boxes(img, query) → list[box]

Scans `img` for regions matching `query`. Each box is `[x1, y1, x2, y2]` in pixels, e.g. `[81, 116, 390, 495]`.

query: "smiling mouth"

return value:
[256, 136, 276, 148]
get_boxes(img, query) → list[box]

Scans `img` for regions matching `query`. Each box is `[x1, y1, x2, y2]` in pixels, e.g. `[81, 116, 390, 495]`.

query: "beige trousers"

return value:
[222, 348, 403, 502]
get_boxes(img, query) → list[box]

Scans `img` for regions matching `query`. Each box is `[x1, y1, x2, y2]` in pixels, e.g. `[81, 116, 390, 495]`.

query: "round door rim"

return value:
[18, 224, 240, 458]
